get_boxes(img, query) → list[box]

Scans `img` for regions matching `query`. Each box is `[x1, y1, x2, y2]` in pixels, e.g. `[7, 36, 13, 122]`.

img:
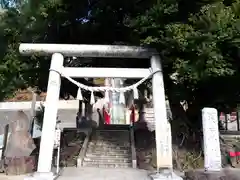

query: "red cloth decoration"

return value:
[229, 151, 240, 157]
[103, 107, 111, 124]
[130, 105, 135, 123]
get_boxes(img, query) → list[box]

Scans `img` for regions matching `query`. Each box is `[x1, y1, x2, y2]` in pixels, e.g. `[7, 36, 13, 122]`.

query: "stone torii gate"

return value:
[19, 43, 182, 180]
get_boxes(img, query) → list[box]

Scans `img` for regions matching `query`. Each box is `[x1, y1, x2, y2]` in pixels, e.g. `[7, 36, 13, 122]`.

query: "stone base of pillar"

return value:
[24, 172, 57, 180]
[149, 169, 183, 180]
[185, 168, 240, 180]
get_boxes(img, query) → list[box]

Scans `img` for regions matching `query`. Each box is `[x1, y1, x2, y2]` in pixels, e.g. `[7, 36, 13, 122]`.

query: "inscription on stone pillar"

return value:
[202, 108, 222, 171]
[157, 122, 172, 168]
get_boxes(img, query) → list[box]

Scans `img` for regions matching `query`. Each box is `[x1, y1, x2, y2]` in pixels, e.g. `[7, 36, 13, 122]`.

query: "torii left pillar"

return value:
[25, 53, 64, 180]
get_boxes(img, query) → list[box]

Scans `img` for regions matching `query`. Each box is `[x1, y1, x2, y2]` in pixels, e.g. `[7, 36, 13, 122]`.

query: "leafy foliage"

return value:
[129, 0, 240, 114]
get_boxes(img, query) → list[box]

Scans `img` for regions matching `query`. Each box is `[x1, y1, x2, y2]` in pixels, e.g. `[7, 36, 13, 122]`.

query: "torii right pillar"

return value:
[150, 55, 182, 180]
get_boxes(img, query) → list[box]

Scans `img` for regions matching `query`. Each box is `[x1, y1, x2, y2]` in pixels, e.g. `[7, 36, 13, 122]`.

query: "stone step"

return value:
[97, 133, 129, 136]
[82, 161, 132, 168]
[90, 142, 129, 146]
[97, 128, 129, 130]
[145, 108, 154, 113]
[96, 134, 129, 138]
[82, 163, 131, 168]
[87, 145, 130, 150]
[96, 136, 129, 139]
[96, 132, 129, 134]
[96, 138, 129, 141]
[100, 125, 131, 130]
[91, 139, 129, 141]
[86, 149, 130, 153]
[88, 145, 130, 149]
[87, 144, 130, 149]
[87, 147, 129, 151]
[87, 143, 129, 147]
[88, 142, 130, 146]
[88, 141, 129, 144]
[96, 136, 129, 141]
[91, 137, 129, 140]
[86, 149, 130, 154]
[96, 131, 129, 134]
[88, 144, 129, 147]
[85, 153, 130, 158]
[84, 157, 131, 163]
[85, 149, 130, 155]
[144, 114, 154, 118]
[87, 141, 128, 144]
[89, 139, 129, 143]
[97, 130, 130, 133]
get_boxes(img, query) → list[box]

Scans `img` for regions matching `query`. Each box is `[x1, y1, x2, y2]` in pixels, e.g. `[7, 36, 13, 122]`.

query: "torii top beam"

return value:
[19, 43, 157, 58]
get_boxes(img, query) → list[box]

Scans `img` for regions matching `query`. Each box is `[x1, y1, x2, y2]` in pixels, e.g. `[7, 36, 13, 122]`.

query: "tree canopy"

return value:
[1, 0, 240, 118]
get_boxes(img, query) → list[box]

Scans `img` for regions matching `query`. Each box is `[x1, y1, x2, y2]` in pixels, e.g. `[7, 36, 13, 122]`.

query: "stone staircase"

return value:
[81, 125, 135, 168]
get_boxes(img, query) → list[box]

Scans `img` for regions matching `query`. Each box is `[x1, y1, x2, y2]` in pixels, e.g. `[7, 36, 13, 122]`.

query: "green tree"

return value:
[1, 0, 240, 120]
[129, 1, 240, 119]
